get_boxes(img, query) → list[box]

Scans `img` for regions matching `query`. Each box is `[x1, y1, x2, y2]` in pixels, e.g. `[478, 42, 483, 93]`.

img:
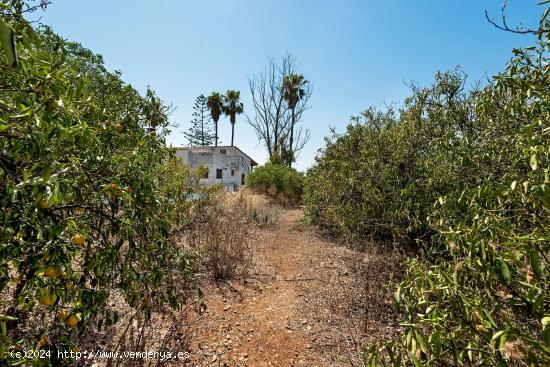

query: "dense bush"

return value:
[0, 3, 207, 364]
[304, 69, 476, 247]
[246, 162, 304, 206]
[306, 11, 550, 367]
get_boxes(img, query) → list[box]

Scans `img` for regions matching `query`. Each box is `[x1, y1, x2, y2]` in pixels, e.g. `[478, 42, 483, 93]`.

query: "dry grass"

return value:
[300, 240, 406, 366]
[238, 189, 281, 228]
[181, 192, 253, 281]
[204, 197, 252, 281]
[69, 298, 199, 367]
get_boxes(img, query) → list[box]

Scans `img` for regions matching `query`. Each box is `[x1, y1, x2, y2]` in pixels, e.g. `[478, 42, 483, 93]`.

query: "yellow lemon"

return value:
[38, 338, 48, 348]
[66, 281, 74, 290]
[38, 292, 57, 306]
[71, 234, 86, 246]
[43, 267, 58, 278]
[66, 314, 80, 327]
[57, 310, 68, 320]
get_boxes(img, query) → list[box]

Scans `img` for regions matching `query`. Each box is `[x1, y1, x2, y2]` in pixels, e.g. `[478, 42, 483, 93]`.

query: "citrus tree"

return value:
[0, 2, 205, 364]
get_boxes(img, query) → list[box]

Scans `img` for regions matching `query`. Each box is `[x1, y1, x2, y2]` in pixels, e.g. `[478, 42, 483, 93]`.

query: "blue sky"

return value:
[38, 1, 543, 171]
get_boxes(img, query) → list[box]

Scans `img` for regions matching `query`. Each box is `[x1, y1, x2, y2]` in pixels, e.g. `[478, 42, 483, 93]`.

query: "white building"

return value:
[174, 146, 258, 191]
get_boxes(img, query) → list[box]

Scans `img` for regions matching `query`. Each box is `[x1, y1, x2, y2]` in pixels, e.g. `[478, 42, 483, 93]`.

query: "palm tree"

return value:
[207, 92, 224, 147]
[222, 90, 244, 146]
[282, 74, 308, 167]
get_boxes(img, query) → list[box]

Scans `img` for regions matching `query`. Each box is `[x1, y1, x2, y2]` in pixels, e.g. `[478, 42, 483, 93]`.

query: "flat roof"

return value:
[173, 145, 258, 166]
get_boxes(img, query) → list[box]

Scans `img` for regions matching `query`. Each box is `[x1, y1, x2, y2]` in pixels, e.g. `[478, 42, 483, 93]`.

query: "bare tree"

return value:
[246, 53, 311, 163]
[485, 1, 550, 38]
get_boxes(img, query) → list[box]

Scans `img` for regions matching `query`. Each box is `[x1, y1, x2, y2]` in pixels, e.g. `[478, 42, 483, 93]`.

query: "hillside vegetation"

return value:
[305, 12, 550, 367]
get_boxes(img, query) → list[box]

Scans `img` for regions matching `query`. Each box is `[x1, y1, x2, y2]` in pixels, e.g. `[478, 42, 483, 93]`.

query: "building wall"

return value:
[175, 147, 254, 191]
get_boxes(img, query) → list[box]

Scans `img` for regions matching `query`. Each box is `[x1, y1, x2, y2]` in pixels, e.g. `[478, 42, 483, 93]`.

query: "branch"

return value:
[485, 1, 550, 36]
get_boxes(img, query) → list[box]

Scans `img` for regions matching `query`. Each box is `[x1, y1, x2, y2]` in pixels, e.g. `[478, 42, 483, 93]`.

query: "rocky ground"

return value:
[181, 209, 404, 367]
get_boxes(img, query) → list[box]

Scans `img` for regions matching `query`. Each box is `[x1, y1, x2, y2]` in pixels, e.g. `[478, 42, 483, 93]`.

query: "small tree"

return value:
[184, 94, 216, 146]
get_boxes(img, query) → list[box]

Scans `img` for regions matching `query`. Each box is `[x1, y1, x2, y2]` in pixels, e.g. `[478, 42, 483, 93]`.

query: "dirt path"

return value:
[185, 209, 401, 367]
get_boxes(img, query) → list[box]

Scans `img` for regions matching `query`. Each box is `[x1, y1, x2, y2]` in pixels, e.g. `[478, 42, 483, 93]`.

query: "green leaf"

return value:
[492, 329, 508, 347]
[0, 17, 18, 67]
[542, 325, 550, 345]
[394, 287, 401, 304]
[495, 259, 511, 286]
[530, 154, 538, 171]
[530, 249, 543, 279]
[480, 241, 486, 259]
[414, 330, 428, 354]
[42, 166, 52, 182]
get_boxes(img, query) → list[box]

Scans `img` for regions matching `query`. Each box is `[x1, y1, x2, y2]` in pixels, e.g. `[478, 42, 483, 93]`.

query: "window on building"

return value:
[216, 169, 223, 179]
[231, 169, 235, 176]
[220, 149, 226, 154]
[203, 168, 209, 179]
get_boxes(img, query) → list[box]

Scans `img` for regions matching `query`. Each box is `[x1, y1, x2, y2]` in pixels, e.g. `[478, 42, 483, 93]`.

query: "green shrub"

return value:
[246, 163, 304, 206]
[304, 69, 476, 248]
[364, 38, 549, 365]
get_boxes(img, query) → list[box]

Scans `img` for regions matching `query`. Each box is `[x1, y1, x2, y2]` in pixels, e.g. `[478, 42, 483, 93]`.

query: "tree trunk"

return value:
[231, 113, 236, 146]
[215, 120, 218, 147]
[201, 118, 205, 146]
[289, 107, 295, 167]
